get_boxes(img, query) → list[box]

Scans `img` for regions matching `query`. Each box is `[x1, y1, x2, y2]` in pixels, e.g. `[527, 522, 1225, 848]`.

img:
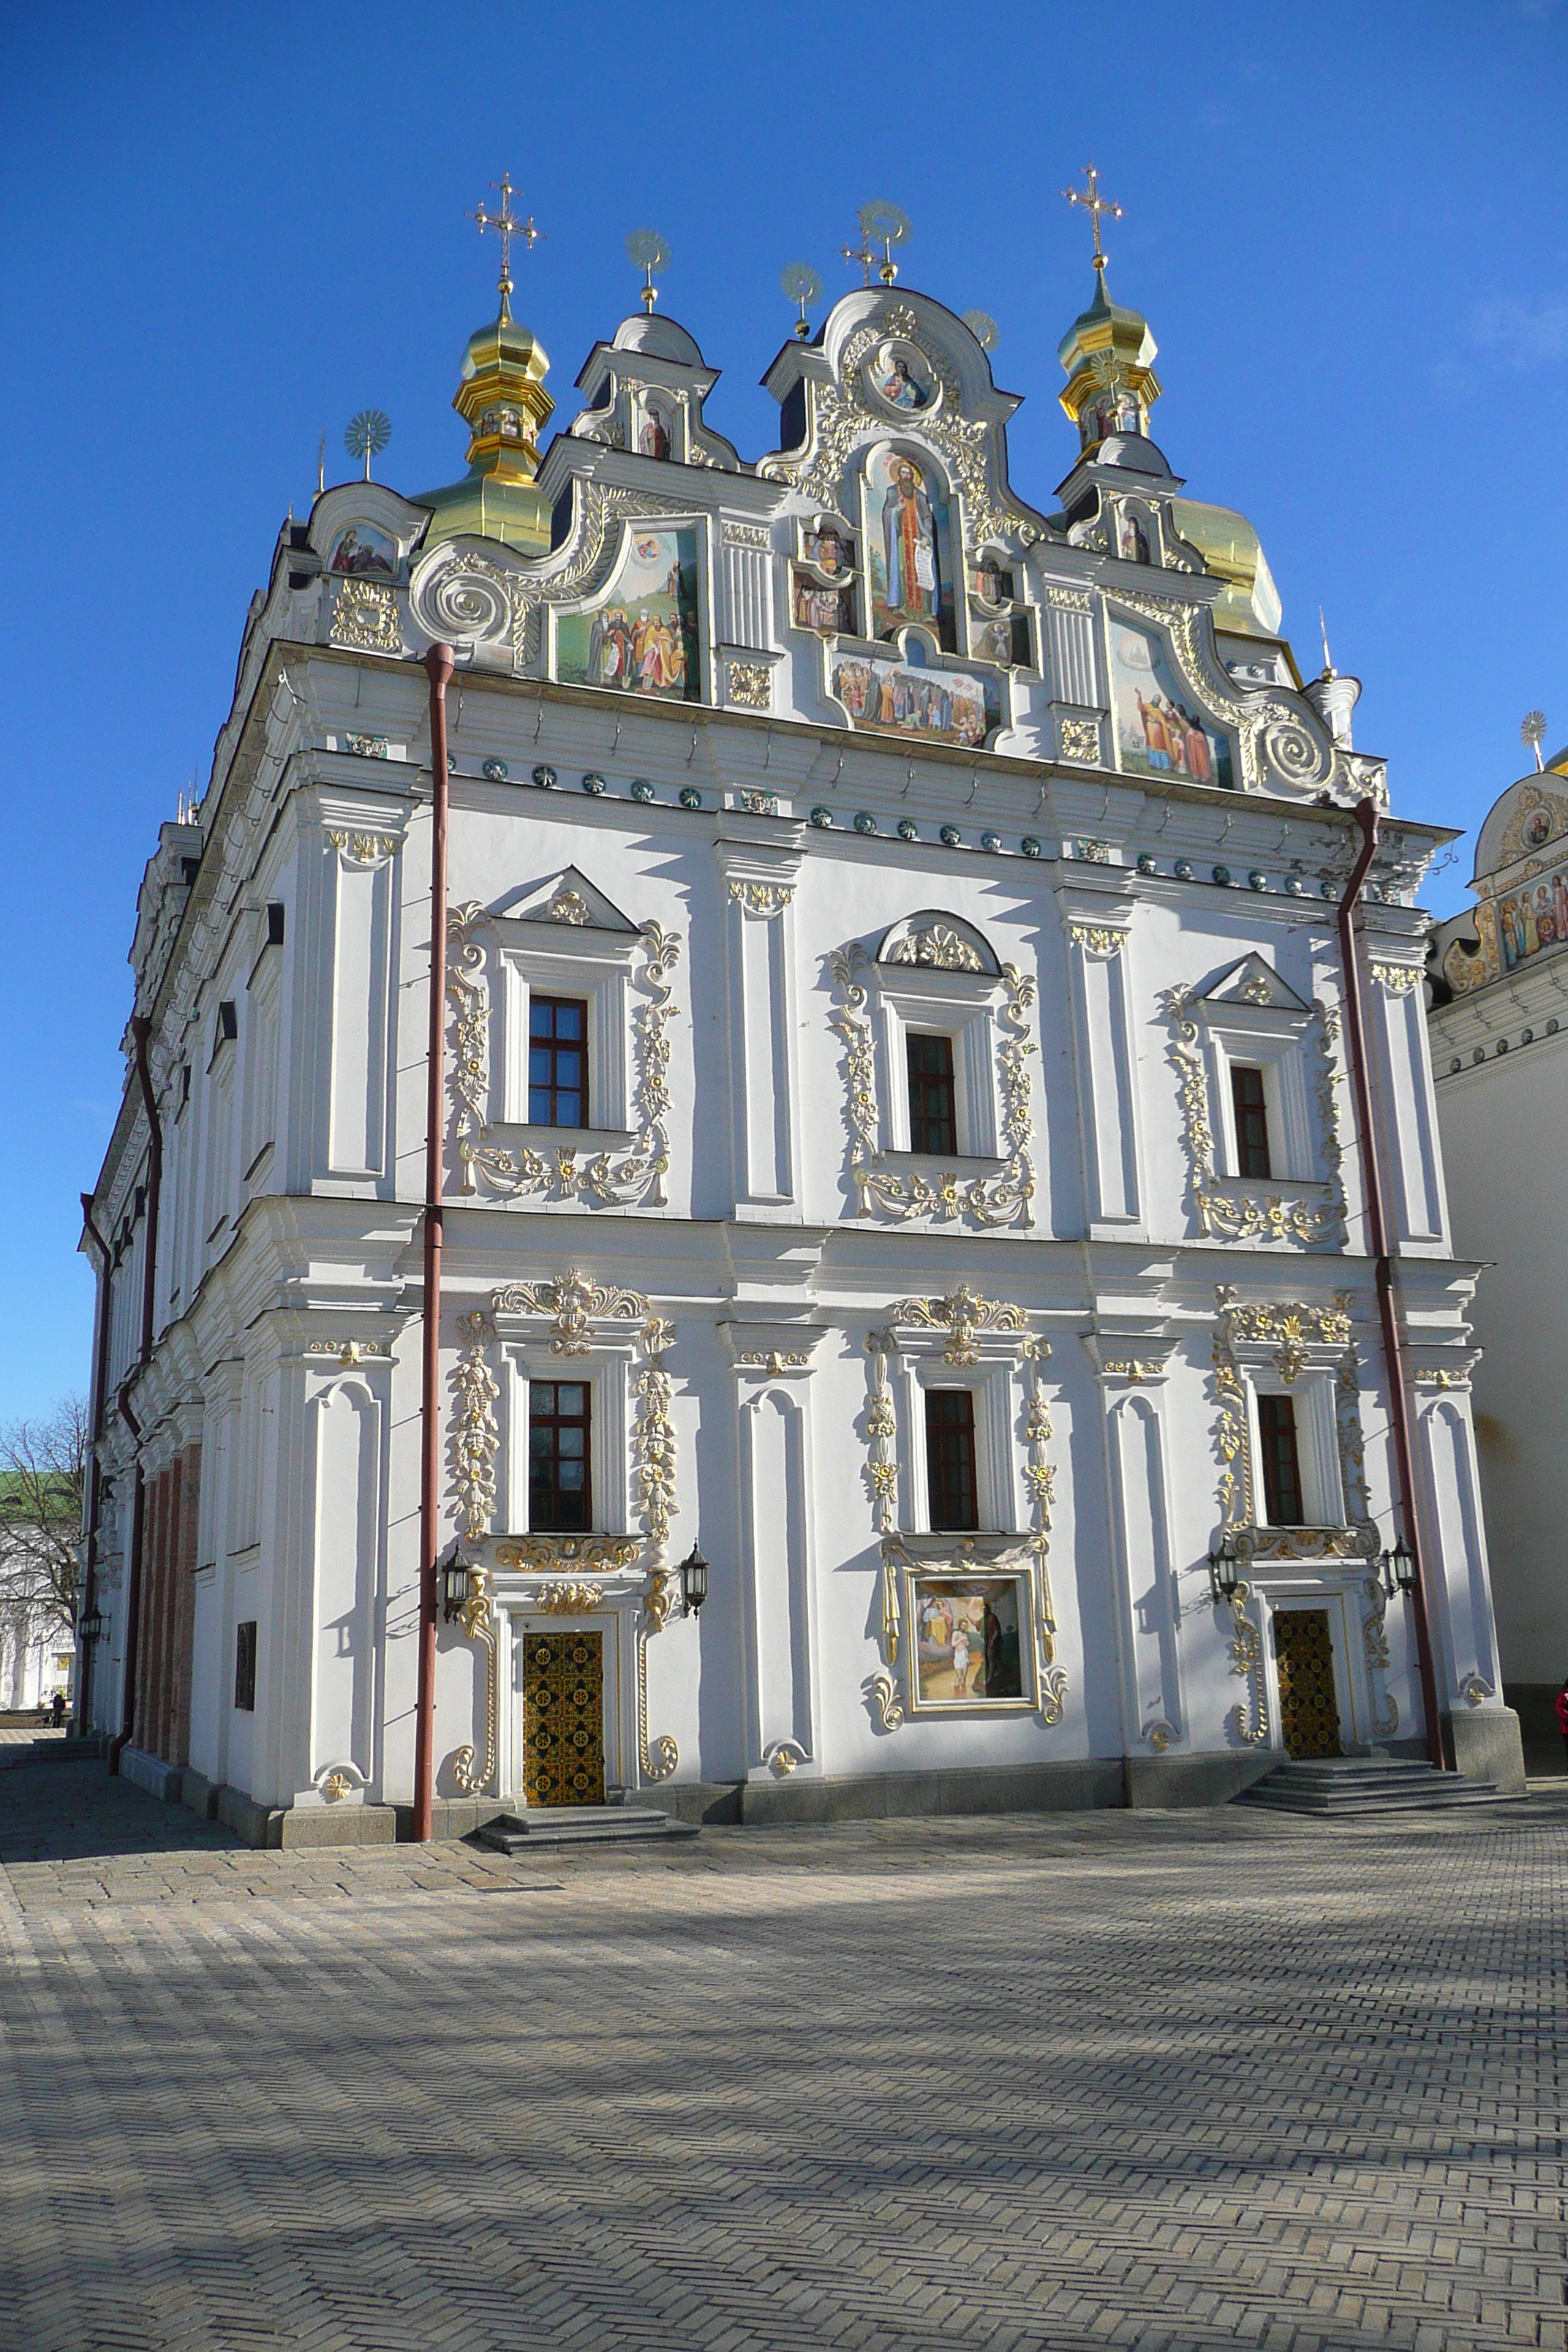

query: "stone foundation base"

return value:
[1441, 1705, 1527, 1793]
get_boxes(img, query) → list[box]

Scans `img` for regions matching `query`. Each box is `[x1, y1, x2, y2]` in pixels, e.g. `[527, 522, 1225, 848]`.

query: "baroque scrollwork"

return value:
[329, 577, 403, 655]
[491, 1270, 649, 1357]
[886, 1286, 1029, 1368]
[1362, 1573, 1399, 1738]
[886, 922, 984, 971]
[1210, 1289, 1377, 1571]
[1161, 984, 1346, 1247]
[448, 905, 682, 1207]
[727, 880, 794, 916]
[829, 942, 1036, 1225]
[495, 1535, 641, 1578]
[1226, 1584, 1268, 1746]
[451, 1568, 499, 1795]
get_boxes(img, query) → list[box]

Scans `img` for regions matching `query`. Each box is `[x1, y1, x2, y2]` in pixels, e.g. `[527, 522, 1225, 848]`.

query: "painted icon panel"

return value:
[911, 1575, 1028, 1708]
[1497, 859, 1568, 970]
[832, 647, 997, 746]
[867, 448, 949, 641]
[556, 527, 700, 701]
[794, 574, 854, 633]
[328, 523, 398, 577]
[1109, 619, 1234, 788]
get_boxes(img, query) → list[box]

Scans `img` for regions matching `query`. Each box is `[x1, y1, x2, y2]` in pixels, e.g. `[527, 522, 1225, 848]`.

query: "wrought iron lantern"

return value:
[1381, 1535, 1417, 1599]
[678, 1539, 709, 1618]
[1207, 1531, 1243, 1605]
[439, 1543, 470, 1624]
[78, 1605, 104, 1646]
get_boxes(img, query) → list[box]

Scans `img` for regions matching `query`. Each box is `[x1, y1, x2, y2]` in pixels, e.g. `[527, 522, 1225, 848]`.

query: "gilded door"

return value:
[521, 1630, 606, 1806]
[1275, 1608, 1341, 1760]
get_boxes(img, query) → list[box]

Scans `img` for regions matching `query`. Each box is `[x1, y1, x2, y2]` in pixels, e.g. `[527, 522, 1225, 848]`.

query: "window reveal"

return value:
[234, 1621, 257, 1711]
[925, 1388, 979, 1532]
[1230, 1064, 1273, 1180]
[906, 1032, 957, 1156]
[1256, 1392, 1305, 1526]
[529, 997, 588, 1128]
[529, 1380, 592, 1533]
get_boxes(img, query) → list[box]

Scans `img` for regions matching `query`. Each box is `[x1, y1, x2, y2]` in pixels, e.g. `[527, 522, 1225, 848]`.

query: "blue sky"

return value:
[1, 0, 1564, 1422]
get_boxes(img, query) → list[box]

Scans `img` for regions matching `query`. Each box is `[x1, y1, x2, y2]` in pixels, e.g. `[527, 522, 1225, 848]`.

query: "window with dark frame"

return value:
[1256, 1393, 1305, 1526]
[529, 996, 589, 1128]
[925, 1389, 979, 1532]
[1230, 1064, 1273, 1179]
[529, 1380, 592, 1533]
[907, 1033, 957, 1156]
[234, 1621, 257, 1711]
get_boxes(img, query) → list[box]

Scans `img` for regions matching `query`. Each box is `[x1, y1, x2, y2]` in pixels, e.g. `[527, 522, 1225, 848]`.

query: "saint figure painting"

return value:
[912, 1576, 1026, 1708]
[868, 448, 948, 638]
[1109, 619, 1234, 789]
[556, 527, 700, 701]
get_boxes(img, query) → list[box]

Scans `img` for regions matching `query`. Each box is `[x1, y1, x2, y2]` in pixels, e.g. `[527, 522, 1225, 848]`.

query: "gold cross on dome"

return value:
[840, 227, 878, 288]
[467, 174, 543, 314]
[1063, 162, 1123, 279]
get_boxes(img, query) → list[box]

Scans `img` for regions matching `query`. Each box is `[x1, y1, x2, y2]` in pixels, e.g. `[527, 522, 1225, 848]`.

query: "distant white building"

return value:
[1428, 743, 1568, 1760]
[78, 208, 1523, 1843]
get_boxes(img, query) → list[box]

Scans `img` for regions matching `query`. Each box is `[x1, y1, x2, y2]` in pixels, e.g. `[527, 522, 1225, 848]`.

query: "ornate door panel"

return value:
[1275, 1607, 1341, 1760]
[521, 1630, 606, 1806]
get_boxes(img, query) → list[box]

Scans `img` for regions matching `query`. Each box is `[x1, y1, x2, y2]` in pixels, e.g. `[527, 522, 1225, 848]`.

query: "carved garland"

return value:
[829, 941, 1036, 1225]
[1161, 984, 1346, 1248]
[863, 1301, 1064, 1731]
[448, 905, 682, 1207]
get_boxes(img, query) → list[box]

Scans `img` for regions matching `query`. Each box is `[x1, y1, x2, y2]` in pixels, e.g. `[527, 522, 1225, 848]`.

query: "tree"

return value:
[0, 1395, 88, 1649]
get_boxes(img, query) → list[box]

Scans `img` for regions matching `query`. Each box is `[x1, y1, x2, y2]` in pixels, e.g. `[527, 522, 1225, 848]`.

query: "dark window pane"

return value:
[528, 997, 590, 1128]
[529, 1379, 593, 1532]
[907, 1033, 957, 1156]
[1231, 1064, 1273, 1180]
[926, 1389, 979, 1531]
[1257, 1393, 1305, 1526]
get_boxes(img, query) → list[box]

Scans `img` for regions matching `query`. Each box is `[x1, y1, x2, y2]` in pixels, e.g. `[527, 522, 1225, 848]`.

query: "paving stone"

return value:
[0, 1757, 1565, 2350]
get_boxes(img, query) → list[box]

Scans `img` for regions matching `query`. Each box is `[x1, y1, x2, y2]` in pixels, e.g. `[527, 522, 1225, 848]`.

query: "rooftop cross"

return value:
[467, 174, 543, 320]
[1062, 162, 1123, 283]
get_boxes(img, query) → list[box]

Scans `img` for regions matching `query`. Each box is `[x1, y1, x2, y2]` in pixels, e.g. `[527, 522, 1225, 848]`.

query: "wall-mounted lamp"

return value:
[78, 1605, 104, 1645]
[439, 1542, 469, 1624]
[1207, 1531, 1243, 1605]
[678, 1539, 709, 1618]
[1381, 1536, 1417, 1599]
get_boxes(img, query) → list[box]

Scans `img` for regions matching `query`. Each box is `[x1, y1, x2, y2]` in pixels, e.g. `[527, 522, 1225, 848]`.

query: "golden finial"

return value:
[1523, 711, 1548, 772]
[1319, 608, 1335, 680]
[781, 263, 822, 340]
[1063, 162, 1124, 284]
[469, 173, 543, 321]
[627, 229, 670, 313]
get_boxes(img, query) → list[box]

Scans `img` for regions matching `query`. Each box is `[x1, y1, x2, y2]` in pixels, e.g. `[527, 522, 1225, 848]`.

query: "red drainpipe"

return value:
[412, 643, 456, 1843]
[1336, 800, 1445, 1768]
[108, 1012, 163, 1776]
[76, 1192, 114, 1738]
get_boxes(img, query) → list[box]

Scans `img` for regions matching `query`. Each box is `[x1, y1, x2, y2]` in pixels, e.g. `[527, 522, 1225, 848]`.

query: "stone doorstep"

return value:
[476, 1807, 700, 1852]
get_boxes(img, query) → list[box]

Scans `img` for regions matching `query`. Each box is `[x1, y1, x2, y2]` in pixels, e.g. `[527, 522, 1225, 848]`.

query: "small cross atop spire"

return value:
[1063, 162, 1123, 283]
[468, 174, 543, 320]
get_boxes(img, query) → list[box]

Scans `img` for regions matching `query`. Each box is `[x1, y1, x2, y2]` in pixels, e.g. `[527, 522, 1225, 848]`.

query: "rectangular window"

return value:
[234, 1620, 257, 1711]
[529, 997, 588, 1128]
[1257, 1394, 1305, 1526]
[1230, 1064, 1273, 1179]
[529, 1380, 592, 1532]
[907, 1033, 957, 1156]
[926, 1389, 979, 1532]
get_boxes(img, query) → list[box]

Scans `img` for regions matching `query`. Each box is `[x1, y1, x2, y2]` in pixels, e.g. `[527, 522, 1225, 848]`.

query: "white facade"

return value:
[79, 274, 1525, 1837]
[1428, 758, 1568, 1756]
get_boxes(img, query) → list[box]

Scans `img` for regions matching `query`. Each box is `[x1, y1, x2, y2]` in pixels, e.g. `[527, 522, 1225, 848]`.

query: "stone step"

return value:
[1235, 1758, 1511, 1815]
[475, 1806, 698, 1852]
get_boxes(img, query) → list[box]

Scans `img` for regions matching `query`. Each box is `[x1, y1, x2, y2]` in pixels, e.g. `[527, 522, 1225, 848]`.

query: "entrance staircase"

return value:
[1234, 1752, 1515, 1817]
[476, 1804, 698, 1852]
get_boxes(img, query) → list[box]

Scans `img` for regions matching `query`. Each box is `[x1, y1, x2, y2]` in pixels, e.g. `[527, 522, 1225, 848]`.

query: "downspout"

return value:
[108, 1012, 162, 1776]
[412, 643, 456, 1843]
[75, 1192, 113, 1737]
[1336, 801, 1445, 1768]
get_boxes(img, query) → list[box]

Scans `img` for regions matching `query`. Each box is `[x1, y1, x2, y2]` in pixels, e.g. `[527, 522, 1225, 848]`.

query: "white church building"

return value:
[78, 184, 1525, 1843]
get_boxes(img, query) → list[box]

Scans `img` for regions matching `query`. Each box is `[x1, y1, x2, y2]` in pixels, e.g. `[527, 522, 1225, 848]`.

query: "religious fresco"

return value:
[870, 343, 932, 412]
[1109, 619, 1234, 788]
[969, 558, 1014, 606]
[802, 526, 854, 577]
[970, 613, 1021, 668]
[912, 1577, 1027, 1708]
[328, 523, 398, 578]
[556, 527, 700, 701]
[867, 448, 950, 642]
[637, 396, 673, 460]
[1496, 858, 1568, 970]
[794, 573, 854, 633]
[1115, 507, 1151, 564]
[832, 645, 997, 747]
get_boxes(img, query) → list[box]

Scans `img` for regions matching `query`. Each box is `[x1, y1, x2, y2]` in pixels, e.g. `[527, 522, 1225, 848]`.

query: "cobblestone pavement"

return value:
[1, 1760, 1565, 2352]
